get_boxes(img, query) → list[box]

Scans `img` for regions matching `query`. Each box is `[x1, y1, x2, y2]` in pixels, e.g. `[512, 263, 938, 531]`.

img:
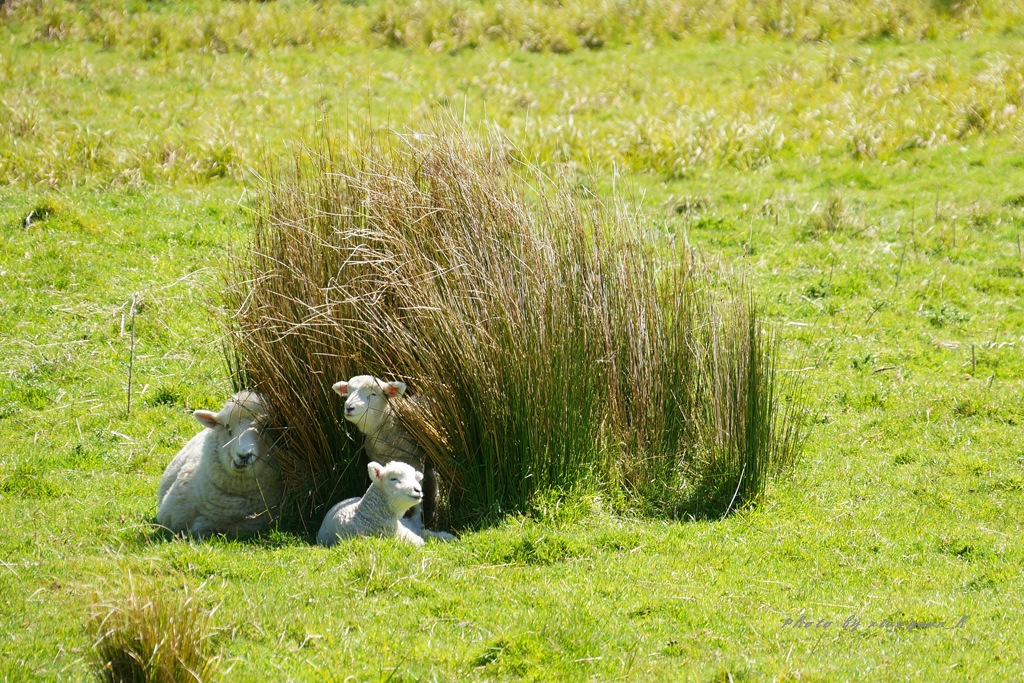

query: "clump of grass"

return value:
[21, 198, 59, 228]
[87, 577, 220, 683]
[225, 125, 802, 530]
[805, 190, 853, 237]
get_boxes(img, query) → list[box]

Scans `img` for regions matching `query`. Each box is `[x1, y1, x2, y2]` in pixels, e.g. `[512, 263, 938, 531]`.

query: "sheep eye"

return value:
[389, 477, 398, 482]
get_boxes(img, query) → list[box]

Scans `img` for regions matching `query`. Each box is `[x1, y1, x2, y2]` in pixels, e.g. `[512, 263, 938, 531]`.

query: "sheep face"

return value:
[194, 392, 274, 477]
[368, 460, 424, 513]
[332, 375, 407, 436]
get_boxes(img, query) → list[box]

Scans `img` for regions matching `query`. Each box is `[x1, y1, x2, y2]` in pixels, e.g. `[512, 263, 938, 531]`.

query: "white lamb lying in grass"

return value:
[332, 375, 439, 528]
[157, 391, 283, 538]
[317, 461, 456, 547]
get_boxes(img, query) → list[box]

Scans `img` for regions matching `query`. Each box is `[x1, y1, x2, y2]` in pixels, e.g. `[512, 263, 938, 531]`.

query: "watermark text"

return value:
[781, 614, 968, 632]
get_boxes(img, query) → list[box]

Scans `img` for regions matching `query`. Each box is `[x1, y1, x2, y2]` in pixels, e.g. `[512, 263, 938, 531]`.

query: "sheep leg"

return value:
[188, 513, 269, 540]
[229, 512, 274, 537]
[423, 529, 457, 542]
[403, 504, 424, 534]
[396, 519, 426, 546]
[422, 462, 438, 528]
[188, 516, 217, 540]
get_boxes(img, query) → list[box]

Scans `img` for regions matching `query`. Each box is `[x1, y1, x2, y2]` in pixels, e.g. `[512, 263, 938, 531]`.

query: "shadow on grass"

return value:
[673, 474, 758, 522]
[125, 519, 313, 550]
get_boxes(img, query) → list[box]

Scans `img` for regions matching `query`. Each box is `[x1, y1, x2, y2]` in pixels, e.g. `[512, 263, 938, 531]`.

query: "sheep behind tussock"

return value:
[332, 375, 439, 528]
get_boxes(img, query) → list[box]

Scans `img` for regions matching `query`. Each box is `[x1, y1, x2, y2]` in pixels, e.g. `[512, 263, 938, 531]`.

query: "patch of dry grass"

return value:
[225, 125, 802, 530]
[88, 577, 219, 683]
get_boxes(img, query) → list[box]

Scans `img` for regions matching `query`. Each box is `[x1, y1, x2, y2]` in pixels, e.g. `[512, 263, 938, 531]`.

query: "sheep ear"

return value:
[193, 410, 220, 429]
[367, 462, 383, 481]
[332, 381, 349, 397]
[384, 381, 407, 398]
[415, 471, 424, 483]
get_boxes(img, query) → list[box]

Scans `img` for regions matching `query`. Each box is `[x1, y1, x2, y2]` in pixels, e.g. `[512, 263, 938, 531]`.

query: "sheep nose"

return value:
[345, 405, 355, 414]
[239, 453, 255, 464]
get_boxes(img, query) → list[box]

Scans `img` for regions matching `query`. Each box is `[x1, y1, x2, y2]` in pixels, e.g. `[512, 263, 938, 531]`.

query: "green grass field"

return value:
[2, 1, 1023, 680]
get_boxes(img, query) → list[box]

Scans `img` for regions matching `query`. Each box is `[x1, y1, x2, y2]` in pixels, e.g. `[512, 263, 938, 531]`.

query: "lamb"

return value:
[332, 375, 439, 529]
[317, 461, 455, 547]
[156, 391, 283, 538]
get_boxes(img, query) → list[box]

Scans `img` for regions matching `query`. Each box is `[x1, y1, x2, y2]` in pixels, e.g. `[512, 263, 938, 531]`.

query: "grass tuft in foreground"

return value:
[87, 577, 220, 683]
[225, 125, 802, 531]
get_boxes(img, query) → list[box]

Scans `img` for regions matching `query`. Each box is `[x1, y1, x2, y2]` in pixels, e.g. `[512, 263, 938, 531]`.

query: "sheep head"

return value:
[194, 391, 274, 478]
[332, 375, 407, 436]
[368, 460, 423, 516]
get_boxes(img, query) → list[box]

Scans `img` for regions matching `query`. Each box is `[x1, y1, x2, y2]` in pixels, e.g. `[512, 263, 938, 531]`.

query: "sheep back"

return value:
[317, 484, 424, 547]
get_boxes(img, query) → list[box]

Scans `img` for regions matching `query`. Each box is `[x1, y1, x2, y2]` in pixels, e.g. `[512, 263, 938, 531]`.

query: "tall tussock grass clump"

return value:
[88, 578, 219, 683]
[225, 128, 801, 530]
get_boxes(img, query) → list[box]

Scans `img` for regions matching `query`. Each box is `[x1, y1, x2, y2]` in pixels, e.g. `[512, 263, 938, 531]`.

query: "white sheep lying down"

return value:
[317, 461, 456, 547]
[157, 391, 283, 538]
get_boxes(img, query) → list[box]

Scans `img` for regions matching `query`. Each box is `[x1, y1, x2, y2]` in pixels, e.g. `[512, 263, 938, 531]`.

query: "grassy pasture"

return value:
[1, 1, 1023, 680]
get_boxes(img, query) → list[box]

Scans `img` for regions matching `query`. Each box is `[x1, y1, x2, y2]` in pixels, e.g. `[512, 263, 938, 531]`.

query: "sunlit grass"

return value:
[1, 1, 1022, 680]
[2, 3, 1024, 186]
[5, 0, 1018, 56]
